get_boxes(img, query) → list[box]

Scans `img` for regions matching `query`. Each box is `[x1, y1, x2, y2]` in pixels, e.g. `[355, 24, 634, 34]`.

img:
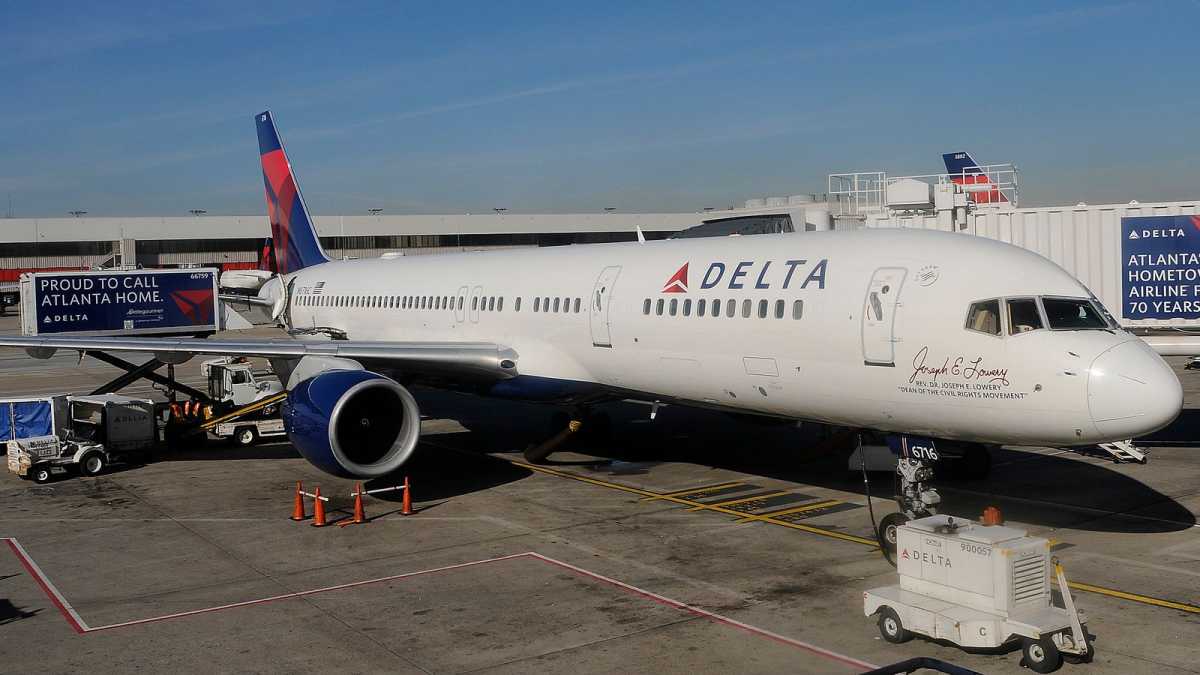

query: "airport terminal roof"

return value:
[0, 212, 702, 243]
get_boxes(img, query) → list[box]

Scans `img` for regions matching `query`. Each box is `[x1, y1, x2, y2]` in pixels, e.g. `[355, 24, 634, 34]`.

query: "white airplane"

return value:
[0, 112, 1182, 496]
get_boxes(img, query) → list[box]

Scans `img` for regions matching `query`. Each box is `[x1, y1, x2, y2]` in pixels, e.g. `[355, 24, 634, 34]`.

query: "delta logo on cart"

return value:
[660, 259, 830, 293]
[900, 548, 953, 568]
[170, 289, 214, 324]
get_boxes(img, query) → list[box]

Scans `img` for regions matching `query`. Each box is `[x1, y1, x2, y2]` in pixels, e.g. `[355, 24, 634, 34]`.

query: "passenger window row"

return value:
[641, 297, 803, 320]
[293, 293, 584, 316]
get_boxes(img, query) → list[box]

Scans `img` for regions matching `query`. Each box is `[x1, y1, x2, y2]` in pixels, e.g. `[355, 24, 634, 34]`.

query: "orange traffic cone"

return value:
[401, 476, 413, 516]
[290, 481, 307, 521]
[311, 487, 327, 527]
[340, 483, 367, 527]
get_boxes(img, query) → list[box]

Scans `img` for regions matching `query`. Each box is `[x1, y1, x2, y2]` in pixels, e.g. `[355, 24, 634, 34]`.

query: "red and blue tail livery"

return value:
[257, 111, 330, 274]
[942, 150, 1007, 204]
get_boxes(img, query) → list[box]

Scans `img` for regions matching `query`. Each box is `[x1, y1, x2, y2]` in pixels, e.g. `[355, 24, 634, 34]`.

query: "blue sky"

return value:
[1, 1, 1198, 217]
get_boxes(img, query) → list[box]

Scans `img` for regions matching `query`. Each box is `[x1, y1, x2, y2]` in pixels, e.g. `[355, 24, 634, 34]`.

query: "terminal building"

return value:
[3, 160, 1199, 330]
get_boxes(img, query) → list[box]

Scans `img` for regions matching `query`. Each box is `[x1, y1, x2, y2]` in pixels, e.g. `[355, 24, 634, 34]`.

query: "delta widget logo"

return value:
[661, 263, 689, 293]
[171, 289, 214, 324]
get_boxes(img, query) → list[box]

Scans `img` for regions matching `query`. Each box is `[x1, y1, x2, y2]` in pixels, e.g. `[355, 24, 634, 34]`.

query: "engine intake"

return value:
[283, 369, 421, 478]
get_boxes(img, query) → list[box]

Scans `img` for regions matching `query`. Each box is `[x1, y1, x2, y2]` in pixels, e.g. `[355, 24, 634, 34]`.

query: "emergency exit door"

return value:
[590, 266, 622, 347]
[861, 267, 906, 366]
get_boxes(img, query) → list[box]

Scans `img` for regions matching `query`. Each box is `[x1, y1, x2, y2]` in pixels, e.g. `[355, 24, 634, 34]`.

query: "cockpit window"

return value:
[965, 299, 1001, 335]
[1042, 297, 1108, 329]
[1006, 298, 1043, 335]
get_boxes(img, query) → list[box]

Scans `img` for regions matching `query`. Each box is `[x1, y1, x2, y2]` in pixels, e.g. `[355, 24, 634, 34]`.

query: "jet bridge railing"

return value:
[829, 163, 1019, 216]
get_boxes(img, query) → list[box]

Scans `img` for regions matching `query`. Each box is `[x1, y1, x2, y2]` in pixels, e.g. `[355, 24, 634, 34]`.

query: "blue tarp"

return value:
[0, 400, 53, 440]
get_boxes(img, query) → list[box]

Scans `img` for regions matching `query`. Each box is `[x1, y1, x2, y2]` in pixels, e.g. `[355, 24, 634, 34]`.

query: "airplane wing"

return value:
[0, 335, 518, 380]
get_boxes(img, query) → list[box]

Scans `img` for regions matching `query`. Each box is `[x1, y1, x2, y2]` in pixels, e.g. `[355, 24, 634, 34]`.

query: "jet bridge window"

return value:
[1007, 298, 1043, 334]
[965, 299, 1001, 336]
[1042, 297, 1108, 329]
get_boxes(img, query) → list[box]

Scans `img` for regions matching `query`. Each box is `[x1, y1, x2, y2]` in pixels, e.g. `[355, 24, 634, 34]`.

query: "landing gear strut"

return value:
[877, 436, 943, 563]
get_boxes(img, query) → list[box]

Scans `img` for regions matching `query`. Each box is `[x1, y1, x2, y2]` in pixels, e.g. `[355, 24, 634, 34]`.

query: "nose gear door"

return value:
[862, 267, 906, 367]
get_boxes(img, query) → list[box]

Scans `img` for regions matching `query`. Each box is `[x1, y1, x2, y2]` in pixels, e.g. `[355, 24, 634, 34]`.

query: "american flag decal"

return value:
[313, 281, 325, 295]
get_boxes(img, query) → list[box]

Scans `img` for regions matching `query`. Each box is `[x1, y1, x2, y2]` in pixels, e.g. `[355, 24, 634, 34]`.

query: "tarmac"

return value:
[1, 312, 1198, 674]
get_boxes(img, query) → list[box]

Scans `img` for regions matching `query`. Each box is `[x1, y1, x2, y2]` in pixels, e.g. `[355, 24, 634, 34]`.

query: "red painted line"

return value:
[2, 540, 875, 669]
[4, 538, 86, 634]
[528, 553, 878, 671]
[85, 552, 531, 633]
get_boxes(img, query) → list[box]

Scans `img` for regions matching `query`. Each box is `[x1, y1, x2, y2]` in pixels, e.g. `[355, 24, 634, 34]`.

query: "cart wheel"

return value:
[31, 465, 53, 484]
[80, 452, 105, 477]
[877, 607, 912, 644]
[235, 426, 258, 447]
[878, 512, 908, 565]
[1022, 635, 1063, 673]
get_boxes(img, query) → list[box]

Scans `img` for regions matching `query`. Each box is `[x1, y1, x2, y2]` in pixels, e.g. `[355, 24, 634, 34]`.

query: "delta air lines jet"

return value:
[0, 113, 1181, 482]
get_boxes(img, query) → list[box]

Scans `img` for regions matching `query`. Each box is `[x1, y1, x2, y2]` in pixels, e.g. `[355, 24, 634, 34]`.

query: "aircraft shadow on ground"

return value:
[365, 446, 533, 504]
[1138, 408, 1200, 446]
[0, 598, 40, 626]
[414, 389, 1196, 535]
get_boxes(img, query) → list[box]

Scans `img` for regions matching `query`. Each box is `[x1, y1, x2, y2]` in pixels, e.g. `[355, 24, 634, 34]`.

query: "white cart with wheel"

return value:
[864, 515, 1092, 673]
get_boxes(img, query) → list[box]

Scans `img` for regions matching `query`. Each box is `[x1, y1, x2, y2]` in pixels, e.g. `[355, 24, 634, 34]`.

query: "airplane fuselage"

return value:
[283, 228, 1181, 447]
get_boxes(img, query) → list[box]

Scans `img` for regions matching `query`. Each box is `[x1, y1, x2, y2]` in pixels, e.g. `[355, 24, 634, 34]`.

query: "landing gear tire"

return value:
[877, 607, 912, 644]
[31, 465, 53, 484]
[878, 512, 908, 565]
[1022, 635, 1063, 673]
[80, 452, 105, 477]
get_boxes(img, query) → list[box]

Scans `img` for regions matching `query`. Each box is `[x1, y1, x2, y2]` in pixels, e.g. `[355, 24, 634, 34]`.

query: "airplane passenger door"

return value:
[455, 285, 468, 324]
[861, 267, 907, 367]
[590, 266, 622, 348]
[469, 285, 482, 323]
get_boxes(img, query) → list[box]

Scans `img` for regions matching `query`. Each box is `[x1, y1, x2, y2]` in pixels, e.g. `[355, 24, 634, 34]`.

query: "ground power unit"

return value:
[864, 514, 1091, 672]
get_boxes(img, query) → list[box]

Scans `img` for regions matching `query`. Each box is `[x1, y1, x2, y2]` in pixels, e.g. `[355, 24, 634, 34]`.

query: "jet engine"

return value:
[283, 369, 422, 478]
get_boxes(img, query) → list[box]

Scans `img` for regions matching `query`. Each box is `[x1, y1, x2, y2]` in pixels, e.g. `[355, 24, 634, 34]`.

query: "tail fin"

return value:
[942, 151, 982, 176]
[942, 150, 1007, 204]
[256, 111, 330, 274]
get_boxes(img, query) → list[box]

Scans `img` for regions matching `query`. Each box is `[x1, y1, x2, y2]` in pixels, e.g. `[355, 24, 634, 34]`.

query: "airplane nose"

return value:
[1088, 340, 1183, 440]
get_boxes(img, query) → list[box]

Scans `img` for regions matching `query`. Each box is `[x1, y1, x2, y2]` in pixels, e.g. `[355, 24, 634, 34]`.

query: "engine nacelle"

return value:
[283, 369, 421, 478]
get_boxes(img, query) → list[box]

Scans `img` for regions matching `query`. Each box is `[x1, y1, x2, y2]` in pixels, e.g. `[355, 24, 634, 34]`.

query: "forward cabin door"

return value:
[861, 267, 907, 366]
[590, 266, 622, 348]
